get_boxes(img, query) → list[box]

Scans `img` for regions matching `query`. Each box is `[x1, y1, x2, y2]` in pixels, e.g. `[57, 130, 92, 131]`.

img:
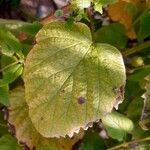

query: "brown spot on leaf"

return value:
[77, 96, 86, 105]
[40, 117, 44, 120]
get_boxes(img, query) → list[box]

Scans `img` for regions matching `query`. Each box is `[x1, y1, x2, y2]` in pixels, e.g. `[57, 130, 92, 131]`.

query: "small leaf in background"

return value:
[128, 68, 150, 82]
[8, 87, 84, 150]
[81, 130, 106, 150]
[102, 112, 134, 141]
[24, 21, 126, 138]
[93, 0, 118, 13]
[138, 10, 150, 40]
[94, 23, 128, 49]
[0, 134, 22, 150]
[2, 64, 23, 85]
[75, 0, 91, 9]
[0, 19, 41, 36]
[0, 55, 23, 86]
[0, 85, 9, 106]
[131, 56, 144, 67]
[54, 9, 63, 17]
[140, 75, 150, 130]
[0, 28, 22, 56]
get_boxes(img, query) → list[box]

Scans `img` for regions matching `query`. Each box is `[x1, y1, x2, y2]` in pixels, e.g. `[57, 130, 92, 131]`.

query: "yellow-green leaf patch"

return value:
[24, 21, 126, 137]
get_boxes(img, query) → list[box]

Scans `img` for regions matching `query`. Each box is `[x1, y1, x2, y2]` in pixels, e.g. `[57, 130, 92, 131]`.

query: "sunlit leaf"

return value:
[93, 0, 118, 13]
[102, 112, 134, 141]
[24, 21, 126, 138]
[76, 0, 91, 8]
[8, 87, 84, 150]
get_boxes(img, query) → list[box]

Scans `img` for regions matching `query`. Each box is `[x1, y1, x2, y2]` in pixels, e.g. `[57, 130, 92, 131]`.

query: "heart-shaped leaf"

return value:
[24, 21, 126, 137]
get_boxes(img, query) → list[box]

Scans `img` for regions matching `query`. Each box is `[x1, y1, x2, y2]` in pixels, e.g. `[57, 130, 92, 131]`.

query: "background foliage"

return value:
[0, 0, 150, 150]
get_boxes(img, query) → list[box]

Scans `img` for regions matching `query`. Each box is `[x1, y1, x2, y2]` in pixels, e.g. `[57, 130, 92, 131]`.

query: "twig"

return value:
[127, 64, 150, 74]
[0, 60, 23, 72]
[123, 41, 150, 56]
[107, 137, 150, 150]
[86, 7, 95, 41]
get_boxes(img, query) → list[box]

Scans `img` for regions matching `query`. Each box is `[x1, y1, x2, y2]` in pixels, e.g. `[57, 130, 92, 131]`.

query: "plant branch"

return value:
[0, 60, 23, 72]
[107, 137, 150, 150]
[86, 7, 95, 41]
[127, 64, 150, 74]
[123, 41, 150, 56]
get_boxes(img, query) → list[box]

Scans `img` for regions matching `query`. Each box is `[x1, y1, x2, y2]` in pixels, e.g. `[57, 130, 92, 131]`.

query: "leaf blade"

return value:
[24, 21, 126, 138]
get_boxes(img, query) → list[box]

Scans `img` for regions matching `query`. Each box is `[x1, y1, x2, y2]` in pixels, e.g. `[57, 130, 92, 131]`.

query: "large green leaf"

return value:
[24, 21, 126, 137]
[8, 87, 84, 150]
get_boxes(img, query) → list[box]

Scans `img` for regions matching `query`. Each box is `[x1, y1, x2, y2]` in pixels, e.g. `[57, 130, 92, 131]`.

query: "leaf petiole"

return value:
[0, 59, 24, 72]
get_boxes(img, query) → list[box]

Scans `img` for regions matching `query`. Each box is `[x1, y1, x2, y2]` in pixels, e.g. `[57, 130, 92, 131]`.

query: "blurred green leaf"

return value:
[2, 64, 23, 85]
[74, 0, 91, 8]
[1, 55, 17, 67]
[93, 0, 118, 13]
[0, 55, 23, 86]
[102, 112, 134, 141]
[0, 134, 22, 150]
[0, 19, 41, 36]
[128, 68, 150, 82]
[81, 130, 106, 150]
[0, 85, 9, 106]
[138, 10, 150, 40]
[94, 23, 127, 49]
[0, 28, 22, 56]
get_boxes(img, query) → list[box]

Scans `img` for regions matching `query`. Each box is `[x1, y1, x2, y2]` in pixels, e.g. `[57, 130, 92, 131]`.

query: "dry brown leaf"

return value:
[8, 87, 84, 150]
[108, 0, 136, 39]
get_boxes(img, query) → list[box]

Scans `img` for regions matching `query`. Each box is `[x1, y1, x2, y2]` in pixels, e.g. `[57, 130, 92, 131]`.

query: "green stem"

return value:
[107, 137, 150, 150]
[0, 59, 24, 72]
[127, 64, 150, 74]
[86, 7, 95, 41]
[123, 41, 150, 56]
